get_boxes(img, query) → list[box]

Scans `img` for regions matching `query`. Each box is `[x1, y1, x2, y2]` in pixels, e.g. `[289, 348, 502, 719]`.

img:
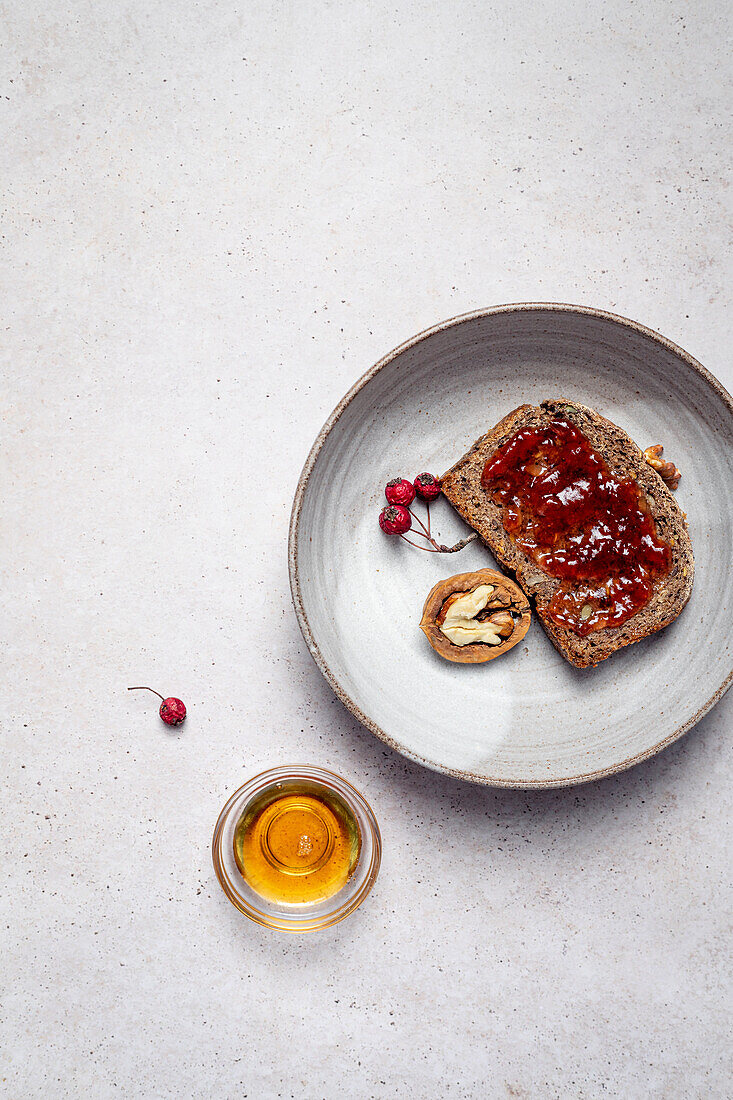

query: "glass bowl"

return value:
[212, 765, 381, 932]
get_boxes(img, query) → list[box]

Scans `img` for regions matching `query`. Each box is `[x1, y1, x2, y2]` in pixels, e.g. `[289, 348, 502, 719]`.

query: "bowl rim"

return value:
[288, 302, 733, 789]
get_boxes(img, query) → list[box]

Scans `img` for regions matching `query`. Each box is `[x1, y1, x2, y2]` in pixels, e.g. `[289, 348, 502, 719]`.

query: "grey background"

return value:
[2, 1, 731, 1097]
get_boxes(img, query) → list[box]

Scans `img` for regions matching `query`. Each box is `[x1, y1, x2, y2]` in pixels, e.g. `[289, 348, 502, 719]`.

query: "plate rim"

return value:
[288, 302, 733, 788]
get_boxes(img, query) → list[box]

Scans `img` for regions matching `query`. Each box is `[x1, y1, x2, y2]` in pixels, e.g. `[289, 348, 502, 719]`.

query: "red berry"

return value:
[159, 697, 186, 726]
[414, 472, 441, 501]
[379, 504, 412, 535]
[128, 686, 186, 727]
[385, 477, 415, 506]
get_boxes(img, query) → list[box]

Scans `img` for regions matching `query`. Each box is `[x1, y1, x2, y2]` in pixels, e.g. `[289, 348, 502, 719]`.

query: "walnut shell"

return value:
[419, 568, 531, 664]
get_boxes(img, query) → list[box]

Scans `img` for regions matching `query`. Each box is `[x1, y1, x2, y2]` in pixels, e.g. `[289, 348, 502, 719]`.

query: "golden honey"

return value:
[233, 781, 361, 905]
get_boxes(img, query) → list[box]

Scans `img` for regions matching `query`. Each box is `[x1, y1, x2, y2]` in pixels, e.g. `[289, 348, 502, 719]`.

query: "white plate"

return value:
[289, 305, 733, 787]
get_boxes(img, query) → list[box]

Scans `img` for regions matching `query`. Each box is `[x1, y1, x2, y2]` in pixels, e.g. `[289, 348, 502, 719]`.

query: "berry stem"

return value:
[425, 501, 431, 537]
[399, 528, 478, 553]
[128, 686, 165, 701]
[408, 508, 431, 538]
[439, 533, 479, 553]
[399, 534, 442, 552]
[407, 526, 436, 543]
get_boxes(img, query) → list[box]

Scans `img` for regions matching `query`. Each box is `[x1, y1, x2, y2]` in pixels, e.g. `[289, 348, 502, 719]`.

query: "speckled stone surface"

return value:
[2, 2, 731, 1098]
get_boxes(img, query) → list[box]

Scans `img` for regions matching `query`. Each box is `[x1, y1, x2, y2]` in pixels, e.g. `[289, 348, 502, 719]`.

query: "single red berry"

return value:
[385, 477, 416, 506]
[414, 472, 441, 501]
[379, 504, 412, 535]
[128, 686, 186, 727]
[159, 697, 186, 725]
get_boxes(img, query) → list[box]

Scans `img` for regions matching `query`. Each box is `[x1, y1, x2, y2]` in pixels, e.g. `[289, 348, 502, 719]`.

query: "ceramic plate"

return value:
[289, 305, 733, 787]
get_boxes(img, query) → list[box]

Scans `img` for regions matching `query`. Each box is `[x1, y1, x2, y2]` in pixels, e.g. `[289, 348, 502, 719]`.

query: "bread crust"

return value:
[440, 399, 695, 668]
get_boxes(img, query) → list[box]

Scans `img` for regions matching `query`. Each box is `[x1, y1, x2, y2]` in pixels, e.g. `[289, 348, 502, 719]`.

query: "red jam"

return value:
[481, 418, 671, 636]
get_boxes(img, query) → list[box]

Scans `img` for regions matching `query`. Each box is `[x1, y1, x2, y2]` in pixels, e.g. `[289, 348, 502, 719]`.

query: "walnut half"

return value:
[643, 444, 681, 491]
[419, 569, 531, 664]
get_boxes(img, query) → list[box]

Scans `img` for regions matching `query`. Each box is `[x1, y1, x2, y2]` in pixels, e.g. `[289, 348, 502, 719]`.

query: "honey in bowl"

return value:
[233, 780, 362, 905]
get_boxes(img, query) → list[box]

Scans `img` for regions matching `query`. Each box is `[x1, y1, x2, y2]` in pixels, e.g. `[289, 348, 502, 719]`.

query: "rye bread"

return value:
[440, 399, 694, 668]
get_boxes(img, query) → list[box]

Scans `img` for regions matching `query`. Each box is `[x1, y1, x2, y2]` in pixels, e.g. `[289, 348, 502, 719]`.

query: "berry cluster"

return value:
[378, 473, 477, 554]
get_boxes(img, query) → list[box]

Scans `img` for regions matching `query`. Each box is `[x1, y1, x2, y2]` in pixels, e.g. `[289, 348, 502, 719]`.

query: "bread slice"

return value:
[440, 399, 694, 668]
